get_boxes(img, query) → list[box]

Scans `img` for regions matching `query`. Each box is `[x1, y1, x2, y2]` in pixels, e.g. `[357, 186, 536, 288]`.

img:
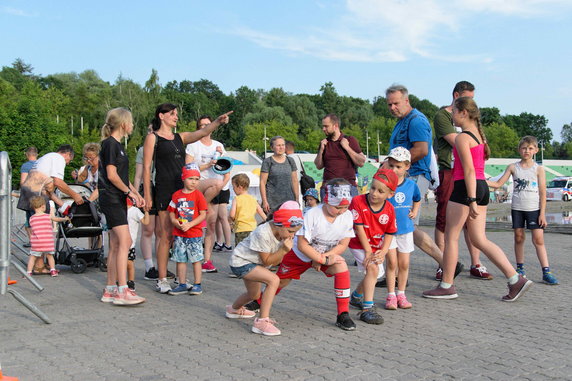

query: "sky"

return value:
[1, 0, 572, 140]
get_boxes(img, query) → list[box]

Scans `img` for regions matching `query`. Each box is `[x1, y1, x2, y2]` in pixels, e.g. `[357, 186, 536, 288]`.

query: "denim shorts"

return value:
[230, 263, 258, 279]
[170, 236, 204, 263]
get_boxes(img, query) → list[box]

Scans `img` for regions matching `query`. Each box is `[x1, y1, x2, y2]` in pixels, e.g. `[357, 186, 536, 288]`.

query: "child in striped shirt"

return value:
[27, 196, 69, 277]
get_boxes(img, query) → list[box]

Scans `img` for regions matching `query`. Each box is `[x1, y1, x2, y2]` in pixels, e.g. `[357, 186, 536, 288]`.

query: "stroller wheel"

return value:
[98, 259, 108, 272]
[71, 258, 88, 274]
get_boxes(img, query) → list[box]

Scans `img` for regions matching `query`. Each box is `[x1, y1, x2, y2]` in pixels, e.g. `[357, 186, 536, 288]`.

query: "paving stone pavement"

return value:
[1, 226, 571, 380]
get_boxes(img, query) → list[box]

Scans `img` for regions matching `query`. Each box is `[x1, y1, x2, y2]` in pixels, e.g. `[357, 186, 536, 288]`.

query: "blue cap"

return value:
[303, 188, 319, 201]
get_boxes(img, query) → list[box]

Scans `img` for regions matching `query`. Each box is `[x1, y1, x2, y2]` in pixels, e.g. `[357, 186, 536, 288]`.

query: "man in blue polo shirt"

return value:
[386, 84, 463, 277]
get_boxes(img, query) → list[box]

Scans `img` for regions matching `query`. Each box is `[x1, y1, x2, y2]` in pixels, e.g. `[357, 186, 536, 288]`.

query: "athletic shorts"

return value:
[128, 247, 136, 261]
[154, 182, 179, 212]
[349, 248, 384, 279]
[139, 183, 158, 216]
[388, 232, 414, 254]
[99, 196, 128, 229]
[211, 189, 230, 205]
[449, 179, 489, 206]
[435, 169, 454, 232]
[230, 263, 259, 279]
[512, 209, 543, 230]
[276, 250, 333, 280]
[170, 236, 204, 263]
[234, 231, 251, 246]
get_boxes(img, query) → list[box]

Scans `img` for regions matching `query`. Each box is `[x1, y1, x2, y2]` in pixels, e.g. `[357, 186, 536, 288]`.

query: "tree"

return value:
[504, 112, 552, 143]
[561, 122, 572, 143]
[484, 122, 520, 158]
[480, 107, 503, 126]
[241, 121, 299, 153]
[319, 82, 339, 115]
[242, 102, 293, 126]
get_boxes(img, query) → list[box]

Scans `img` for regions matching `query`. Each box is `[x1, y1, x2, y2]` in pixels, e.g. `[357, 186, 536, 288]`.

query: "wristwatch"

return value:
[466, 197, 477, 204]
[124, 190, 130, 196]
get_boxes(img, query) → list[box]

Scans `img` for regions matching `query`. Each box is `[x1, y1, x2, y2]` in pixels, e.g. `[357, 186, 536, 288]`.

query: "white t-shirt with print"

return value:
[127, 207, 145, 249]
[229, 222, 282, 267]
[185, 139, 229, 190]
[33, 152, 66, 179]
[292, 204, 355, 263]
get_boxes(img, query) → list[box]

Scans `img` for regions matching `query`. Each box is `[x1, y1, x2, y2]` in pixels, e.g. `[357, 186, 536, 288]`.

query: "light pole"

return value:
[263, 125, 269, 159]
[376, 131, 381, 162]
[366, 130, 371, 160]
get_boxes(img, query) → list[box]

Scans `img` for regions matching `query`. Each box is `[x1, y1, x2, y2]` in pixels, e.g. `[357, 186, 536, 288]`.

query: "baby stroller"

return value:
[54, 184, 106, 273]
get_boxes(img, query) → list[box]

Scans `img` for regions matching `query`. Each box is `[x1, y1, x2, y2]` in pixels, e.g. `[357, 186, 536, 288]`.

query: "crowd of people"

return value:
[15, 81, 559, 336]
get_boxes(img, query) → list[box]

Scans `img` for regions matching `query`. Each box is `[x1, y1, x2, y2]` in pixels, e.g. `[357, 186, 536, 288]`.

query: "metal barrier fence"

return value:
[0, 151, 50, 323]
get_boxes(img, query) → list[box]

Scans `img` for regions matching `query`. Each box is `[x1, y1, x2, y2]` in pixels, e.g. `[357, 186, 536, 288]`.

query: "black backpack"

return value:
[296, 156, 316, 195]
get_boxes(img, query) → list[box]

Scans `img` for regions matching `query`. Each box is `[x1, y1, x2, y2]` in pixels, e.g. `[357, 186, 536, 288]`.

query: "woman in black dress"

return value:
[142, 103, 232, 293]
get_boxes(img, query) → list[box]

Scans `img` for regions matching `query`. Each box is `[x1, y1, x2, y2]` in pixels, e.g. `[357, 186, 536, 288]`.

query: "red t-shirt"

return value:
[319, 134, 362, 186]
[167, 189, 207, 238]
[348, 194, 397, 250]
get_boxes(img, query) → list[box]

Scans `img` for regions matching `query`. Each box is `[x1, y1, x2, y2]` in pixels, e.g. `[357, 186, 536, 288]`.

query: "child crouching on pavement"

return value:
[349, 168, 398, 324]
[226, 201, 303, 336]
[167, 163, 208, 296]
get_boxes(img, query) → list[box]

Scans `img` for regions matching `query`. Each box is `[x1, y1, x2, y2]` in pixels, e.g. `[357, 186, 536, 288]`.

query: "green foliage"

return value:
[484, 123, 520, 158]
[1, 58, 570, 190]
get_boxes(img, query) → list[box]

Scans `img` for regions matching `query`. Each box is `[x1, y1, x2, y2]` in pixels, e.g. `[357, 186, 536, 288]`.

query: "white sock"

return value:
[106, 285, 117, 292]
[388, 292, 396, 297]
[144, 259, 154, 271]
[396, 290, 405, 296]
[508, 274, 519, 285]
[439, 282, 452, 289]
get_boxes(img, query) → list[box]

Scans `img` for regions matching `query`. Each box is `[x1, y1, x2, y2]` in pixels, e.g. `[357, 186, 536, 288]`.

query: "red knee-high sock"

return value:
[256, 287, 282, 305]
[334, 271, 351, 314]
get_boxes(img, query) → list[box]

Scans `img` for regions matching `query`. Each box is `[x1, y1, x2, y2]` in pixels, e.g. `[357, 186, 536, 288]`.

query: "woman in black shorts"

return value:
[98, 108, 145, 305]
[142, 103, 232, 293]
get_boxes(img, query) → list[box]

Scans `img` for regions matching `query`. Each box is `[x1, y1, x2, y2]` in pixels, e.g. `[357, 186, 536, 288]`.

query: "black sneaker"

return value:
[23, 242, 32, 248]
[336, 312, 356, 331]
[349, 294, 363, 309]
[144, 267, 159, 280]
[359, 308, 384, 325]
[166, 270, 176, 279]
[127, 280, 135, 290]
[454, 262, 465, 279]
[375, 278, 387, 288]
[244, 300, 261, 312]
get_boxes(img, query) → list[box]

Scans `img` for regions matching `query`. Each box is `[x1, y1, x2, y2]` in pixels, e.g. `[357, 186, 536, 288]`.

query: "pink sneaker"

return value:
[385, 294, 397, 310]
[225, 305, 256, 319]
[113, 288, 146, 306]
[101, 288, 117, 303]
[397, 293, 412, 309]
[435, 267, 443, 281]
[252, 317, 281, 336]
[50, 269, 59, 277]
[201, 260, 218, 273]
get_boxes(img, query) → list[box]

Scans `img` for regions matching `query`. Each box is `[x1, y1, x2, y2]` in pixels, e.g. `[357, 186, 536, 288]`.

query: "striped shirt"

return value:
[30, 213, 55, 252]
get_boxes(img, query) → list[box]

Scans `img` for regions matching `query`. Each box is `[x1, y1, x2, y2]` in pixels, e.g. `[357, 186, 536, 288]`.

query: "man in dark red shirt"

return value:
[314, 114, 365, 199]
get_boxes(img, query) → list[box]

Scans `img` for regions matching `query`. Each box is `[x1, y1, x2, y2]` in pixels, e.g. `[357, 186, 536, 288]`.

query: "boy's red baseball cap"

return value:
[373, 168, 398, 191]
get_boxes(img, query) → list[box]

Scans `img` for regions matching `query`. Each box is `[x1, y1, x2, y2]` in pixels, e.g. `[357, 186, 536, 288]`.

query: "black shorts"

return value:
[154, 182, 179, 212]
[99, 196, 128, 229]
[512, 209, 542, 230]
[211, 189, 230, 205]
[449, 179, 490, 206]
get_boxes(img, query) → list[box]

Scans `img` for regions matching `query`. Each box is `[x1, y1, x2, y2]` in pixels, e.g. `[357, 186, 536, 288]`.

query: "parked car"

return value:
[546, 176, 572, 201]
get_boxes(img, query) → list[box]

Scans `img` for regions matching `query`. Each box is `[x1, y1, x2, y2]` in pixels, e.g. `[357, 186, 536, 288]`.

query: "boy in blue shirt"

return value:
[386, 147, 421, 309]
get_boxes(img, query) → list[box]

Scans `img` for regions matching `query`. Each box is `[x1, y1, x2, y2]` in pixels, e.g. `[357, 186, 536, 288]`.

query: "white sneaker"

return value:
[155, 278, 171, 294]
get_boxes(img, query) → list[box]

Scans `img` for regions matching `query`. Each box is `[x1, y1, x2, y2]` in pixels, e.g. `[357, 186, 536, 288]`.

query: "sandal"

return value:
[33, 266, 51, 275]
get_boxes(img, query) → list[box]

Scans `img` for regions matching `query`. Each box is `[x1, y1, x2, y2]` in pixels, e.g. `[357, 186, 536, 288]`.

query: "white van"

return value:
[546, 176, 572, 201]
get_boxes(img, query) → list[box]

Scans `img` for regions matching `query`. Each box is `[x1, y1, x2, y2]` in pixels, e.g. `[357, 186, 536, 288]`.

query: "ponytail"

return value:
[476, 118, 490, 160]
[101, 122, 112, 139]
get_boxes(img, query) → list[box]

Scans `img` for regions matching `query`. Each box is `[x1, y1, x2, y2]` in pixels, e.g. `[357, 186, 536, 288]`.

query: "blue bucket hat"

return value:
[303, 188, 320, 202]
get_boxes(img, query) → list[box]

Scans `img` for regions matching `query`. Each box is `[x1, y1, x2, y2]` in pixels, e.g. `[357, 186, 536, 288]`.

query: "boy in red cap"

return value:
[226, 200, 303, 336]
[167, 163, 208, 295]
[348, 168, 398, 324]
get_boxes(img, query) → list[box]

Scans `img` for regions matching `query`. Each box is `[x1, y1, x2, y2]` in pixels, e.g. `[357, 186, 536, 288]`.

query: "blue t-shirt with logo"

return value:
[389, 178, 421, 235]
[389, 108, 432, 180]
